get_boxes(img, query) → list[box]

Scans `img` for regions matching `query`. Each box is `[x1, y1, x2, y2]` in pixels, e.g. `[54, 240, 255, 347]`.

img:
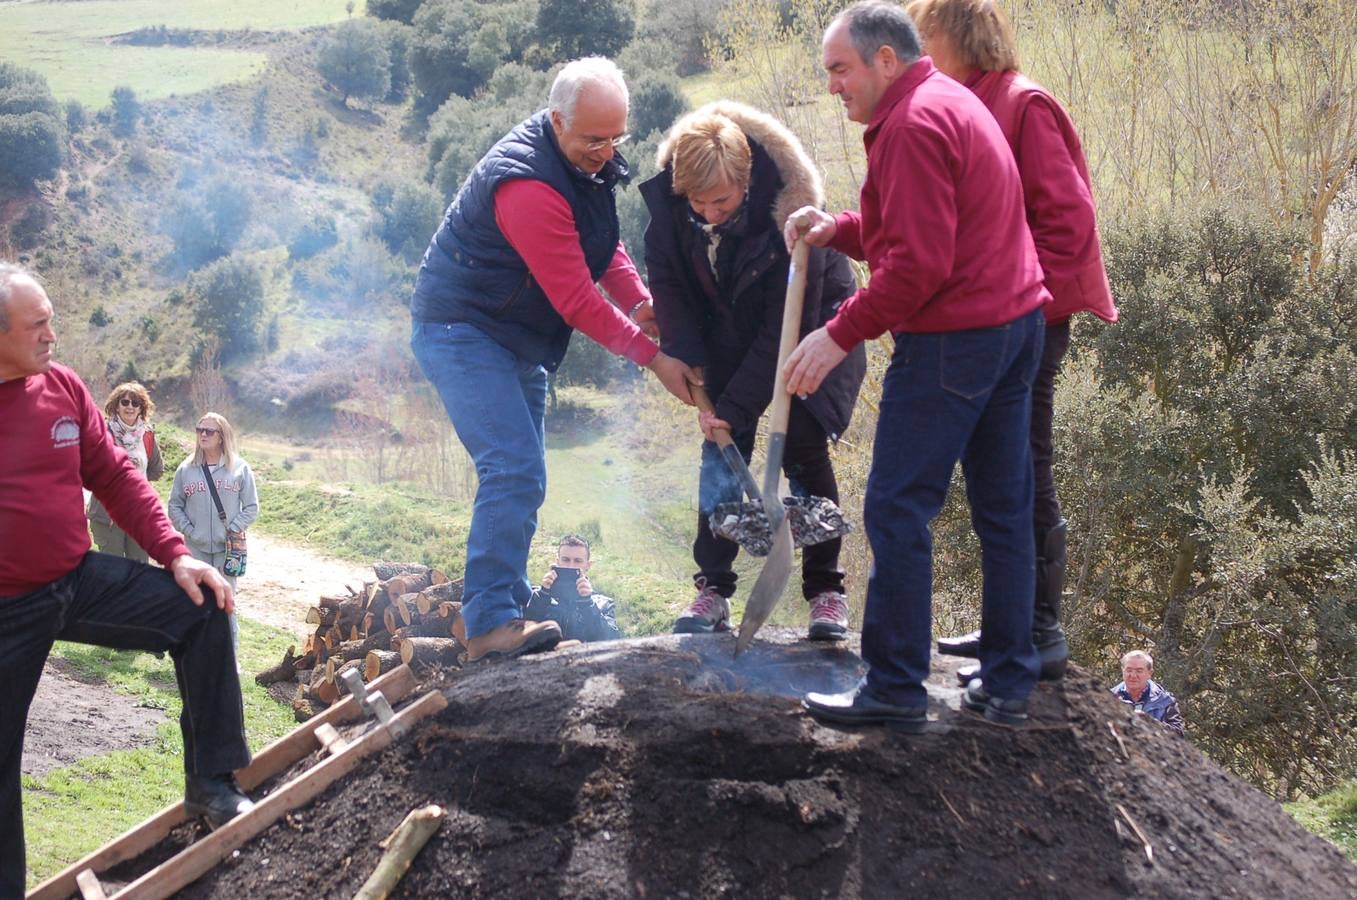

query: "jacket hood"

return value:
[655, 100, 824, 230]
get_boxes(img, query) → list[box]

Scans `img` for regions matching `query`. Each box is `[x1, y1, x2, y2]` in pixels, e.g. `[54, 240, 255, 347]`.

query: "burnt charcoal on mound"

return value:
[179, 633, 1357, 899]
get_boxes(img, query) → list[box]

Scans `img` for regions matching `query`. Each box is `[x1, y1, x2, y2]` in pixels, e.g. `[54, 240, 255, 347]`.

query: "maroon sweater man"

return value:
[788, 2, 1049, 731]
[0, 263, 252, 897]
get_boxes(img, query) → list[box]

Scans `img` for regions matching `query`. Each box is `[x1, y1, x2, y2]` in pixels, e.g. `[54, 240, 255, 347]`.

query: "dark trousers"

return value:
[861, 310, 1044, 707]
[694, 399, 845, 600]
[1032, 321, 1071, 533]
[0, 552, 250, 899]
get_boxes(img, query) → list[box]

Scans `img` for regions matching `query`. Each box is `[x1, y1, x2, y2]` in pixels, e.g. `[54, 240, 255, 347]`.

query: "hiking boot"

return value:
[807, 590, 849, 641]
[803, 678, 927, 733]
[465, 618, 562, 663]
[962, 678, 1028, 727]
[673, 584, 730, 634]
[185, 773, 254, 829]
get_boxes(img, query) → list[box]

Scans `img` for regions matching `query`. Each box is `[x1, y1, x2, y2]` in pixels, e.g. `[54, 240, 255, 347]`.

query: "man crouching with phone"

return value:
[523, 535, 622, 643]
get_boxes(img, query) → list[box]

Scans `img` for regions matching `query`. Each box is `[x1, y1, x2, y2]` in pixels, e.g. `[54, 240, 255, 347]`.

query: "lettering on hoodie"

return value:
[180, 476, 244, 499]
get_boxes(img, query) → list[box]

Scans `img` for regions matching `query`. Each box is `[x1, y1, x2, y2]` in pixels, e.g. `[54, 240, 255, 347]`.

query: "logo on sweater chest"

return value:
[51, 416, 80, 448]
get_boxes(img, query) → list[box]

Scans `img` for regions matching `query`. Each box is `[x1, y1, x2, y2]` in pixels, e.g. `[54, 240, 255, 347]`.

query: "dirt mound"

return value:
[132, 633, 1357, 898]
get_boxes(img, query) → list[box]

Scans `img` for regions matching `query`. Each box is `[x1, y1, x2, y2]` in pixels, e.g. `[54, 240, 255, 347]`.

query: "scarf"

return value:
[109, 416, 150, 474]
[688, 197, 750, 282]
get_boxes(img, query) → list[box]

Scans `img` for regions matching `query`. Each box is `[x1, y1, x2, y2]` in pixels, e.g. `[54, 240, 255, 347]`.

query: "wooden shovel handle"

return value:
[762, 215, 810, 499]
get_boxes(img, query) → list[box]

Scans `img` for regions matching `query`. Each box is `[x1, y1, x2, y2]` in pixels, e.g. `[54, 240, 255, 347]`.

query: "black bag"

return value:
[203, 464, 247, 577]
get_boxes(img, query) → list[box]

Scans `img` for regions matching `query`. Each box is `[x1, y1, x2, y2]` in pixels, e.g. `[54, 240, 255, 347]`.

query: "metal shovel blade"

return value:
[734, 510, 793, 656]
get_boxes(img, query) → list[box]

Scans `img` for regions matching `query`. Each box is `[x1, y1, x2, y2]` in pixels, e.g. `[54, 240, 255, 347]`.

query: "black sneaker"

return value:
[962, 679, 1028, 727]
[185, 773, 255, 829]
[802, 679, 927, 733]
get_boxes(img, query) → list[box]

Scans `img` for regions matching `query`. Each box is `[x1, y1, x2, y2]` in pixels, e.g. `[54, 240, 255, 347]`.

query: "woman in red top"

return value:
[907, 0, 1119, 681]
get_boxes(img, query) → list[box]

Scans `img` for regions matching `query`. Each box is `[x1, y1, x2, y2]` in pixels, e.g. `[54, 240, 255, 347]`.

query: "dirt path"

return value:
[24, 534, 371, 777]
[232, 533, 371, 640]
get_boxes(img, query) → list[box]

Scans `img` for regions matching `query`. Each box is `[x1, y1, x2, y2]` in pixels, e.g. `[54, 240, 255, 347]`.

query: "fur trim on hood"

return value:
[655, 100, 824, 231]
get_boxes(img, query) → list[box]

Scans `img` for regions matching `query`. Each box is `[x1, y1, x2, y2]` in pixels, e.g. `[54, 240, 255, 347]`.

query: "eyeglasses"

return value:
[582, 133, 631, 153]
[195, 427, 221, 436]
[118, 397, 143, 408]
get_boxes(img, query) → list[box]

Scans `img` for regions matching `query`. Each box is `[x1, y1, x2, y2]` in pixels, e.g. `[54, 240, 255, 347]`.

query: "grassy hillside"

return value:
[0, 0, 363, 107]
[10, 25, 424, 424]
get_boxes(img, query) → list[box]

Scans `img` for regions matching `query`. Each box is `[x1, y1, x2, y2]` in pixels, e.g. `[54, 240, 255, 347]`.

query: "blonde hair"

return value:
[906, 0, 1020, 73]
[192, 411, 240, 470]
[668, 113, 753, 199]
[103, 381, 156, 421]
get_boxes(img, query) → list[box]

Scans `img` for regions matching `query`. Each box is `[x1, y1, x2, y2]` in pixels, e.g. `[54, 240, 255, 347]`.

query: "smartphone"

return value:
[550, 566, 581, 602]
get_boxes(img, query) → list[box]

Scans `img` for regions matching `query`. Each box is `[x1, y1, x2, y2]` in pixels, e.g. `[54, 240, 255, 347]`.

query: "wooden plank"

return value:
[111, 690, 449, 900]
[75, 870, 106, 900]
[28, 665, 419, 900]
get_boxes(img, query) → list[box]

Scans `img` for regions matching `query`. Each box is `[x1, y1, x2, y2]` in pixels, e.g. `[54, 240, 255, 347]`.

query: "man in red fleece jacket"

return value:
[786, 2, 1050, 731]
[0, 263, 253, 897]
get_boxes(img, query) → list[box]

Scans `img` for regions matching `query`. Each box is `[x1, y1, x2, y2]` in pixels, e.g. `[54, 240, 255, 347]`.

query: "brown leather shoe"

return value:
[465, 618, 562, 663]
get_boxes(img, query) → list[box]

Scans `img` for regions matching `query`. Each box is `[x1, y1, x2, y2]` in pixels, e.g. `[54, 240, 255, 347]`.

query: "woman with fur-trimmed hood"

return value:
[640, 101, 866, 640]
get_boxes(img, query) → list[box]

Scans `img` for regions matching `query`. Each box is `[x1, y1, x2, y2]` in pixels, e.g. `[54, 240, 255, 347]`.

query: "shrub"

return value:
[8, 201, 52, 249]
[89, 305, 111, 327]
[367, 0, 424, 24]
[0, 65, 65, 188]
[193, 255, 265, 360]
[287, 214, 340, 260]
[161, 174, 254, 269]
[536, 0, 634, 59]
[375, 20, 415, 101]
[410, 0, 536, 113]
[629, 73, 688, 140]
[111, 85, 140, 136]
[374, 181, 443, 259]
[64, 99, 88, 133]
[316, 19, 392, 106]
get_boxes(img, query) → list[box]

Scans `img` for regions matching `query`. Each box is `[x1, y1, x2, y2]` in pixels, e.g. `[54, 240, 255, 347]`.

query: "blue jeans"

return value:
[860, 309, 1044, 707]
[411, 321, 547, 639]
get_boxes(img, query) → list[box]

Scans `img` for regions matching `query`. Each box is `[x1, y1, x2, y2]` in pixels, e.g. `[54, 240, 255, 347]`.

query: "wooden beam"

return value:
[28, 665, 419, 900]
[112, 690, 448, 900]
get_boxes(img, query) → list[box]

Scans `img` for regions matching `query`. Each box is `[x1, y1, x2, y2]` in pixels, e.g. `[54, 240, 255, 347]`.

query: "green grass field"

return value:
[0, 0, 364, 107]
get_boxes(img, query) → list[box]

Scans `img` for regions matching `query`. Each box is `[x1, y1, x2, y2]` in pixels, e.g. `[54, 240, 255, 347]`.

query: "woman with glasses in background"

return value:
[87, 382, 164, 561]
[168, 412, 258, 655]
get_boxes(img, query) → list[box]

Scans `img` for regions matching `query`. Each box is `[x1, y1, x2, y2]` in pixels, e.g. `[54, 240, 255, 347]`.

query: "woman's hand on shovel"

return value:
[784, 326, 848, 397]
[698, 408, 733, 442]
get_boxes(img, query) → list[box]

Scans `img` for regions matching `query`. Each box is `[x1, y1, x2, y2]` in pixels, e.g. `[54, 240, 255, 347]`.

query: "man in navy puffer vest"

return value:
[411, 57, 698, 663]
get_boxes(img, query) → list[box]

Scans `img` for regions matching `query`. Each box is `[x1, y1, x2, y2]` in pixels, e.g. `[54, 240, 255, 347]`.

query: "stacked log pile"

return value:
[256, 562, 465, 721]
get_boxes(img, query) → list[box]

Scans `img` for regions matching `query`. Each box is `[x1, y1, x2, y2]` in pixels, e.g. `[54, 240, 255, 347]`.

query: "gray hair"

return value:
[833, 1, 923, 67]
[1121, 650, 1154, 670]
[548, 57, 628, 128]
[0, 261, 36, 332]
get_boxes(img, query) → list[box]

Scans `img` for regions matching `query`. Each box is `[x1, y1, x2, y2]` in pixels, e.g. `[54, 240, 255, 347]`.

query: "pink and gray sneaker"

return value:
[673, 582, 731, 634]
[807, 590, 849, 641]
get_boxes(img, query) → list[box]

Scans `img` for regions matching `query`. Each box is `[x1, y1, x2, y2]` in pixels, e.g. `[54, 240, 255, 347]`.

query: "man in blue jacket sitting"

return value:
[1111, 650, 1185, 735]
[523, 535, 622, 644]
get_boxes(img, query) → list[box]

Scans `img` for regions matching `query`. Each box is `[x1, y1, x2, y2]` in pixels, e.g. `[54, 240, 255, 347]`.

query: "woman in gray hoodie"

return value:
[168, 411, 259, 655]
